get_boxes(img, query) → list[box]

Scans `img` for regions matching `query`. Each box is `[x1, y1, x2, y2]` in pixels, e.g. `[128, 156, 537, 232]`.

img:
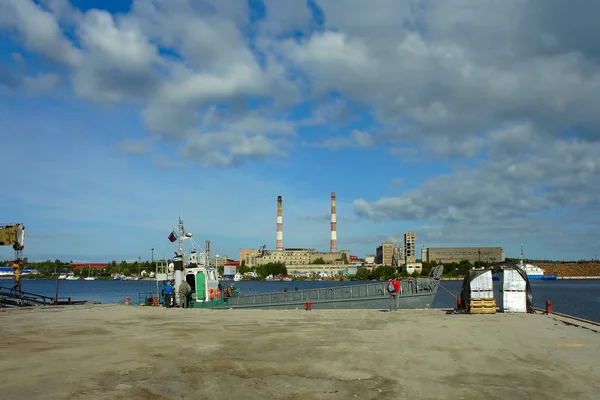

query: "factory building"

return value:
[421, 247, 505, 263]
[239, 192, 350, 268]
[376, 233, 422, 273]
[375, 242, 394, 265]
[239, 248, 350, 268]
[404, 232, 416, 264]
[240, 249, 259, 267]
[403, 232, 421, 274]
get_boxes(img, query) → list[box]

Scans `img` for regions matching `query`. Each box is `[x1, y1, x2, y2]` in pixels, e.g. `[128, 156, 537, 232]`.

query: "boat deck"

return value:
[208, 279, 439, 310]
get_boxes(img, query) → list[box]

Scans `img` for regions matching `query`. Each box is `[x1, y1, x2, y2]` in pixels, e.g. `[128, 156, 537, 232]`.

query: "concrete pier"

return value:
[1, 305, 599, 399]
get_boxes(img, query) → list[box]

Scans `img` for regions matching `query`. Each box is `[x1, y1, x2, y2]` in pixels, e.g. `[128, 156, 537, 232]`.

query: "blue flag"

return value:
[168, 231, 178, 242]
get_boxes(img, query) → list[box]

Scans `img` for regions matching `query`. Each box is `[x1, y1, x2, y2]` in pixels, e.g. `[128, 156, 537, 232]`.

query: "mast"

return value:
[173, 217, 186, 305]
[520, 245, 524, 266]
[179, 217, 185, 259]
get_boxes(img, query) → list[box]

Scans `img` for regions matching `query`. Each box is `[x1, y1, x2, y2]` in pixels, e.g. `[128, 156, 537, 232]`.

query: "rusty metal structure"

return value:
[0, 223, 25, 291]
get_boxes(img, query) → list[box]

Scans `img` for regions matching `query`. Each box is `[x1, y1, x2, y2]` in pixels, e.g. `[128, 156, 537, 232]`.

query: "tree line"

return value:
[0, 259, 156, 278]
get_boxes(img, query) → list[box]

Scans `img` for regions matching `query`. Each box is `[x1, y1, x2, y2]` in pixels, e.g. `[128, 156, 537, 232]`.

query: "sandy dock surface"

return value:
[1, 305, 599, 400]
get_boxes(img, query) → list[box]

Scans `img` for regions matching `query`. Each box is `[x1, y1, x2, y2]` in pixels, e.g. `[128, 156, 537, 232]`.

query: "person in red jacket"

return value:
[387, 277, 401, 311]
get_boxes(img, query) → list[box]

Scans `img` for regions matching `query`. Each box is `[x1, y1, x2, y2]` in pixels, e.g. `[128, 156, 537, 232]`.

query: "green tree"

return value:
[239, 260, 250, 275]
[420, 261, 437, 276]
[371, 265, 396, 280]
[257, 262, 287, 278]
[311, 257, 326, 265]
[355, 267, 371, 280]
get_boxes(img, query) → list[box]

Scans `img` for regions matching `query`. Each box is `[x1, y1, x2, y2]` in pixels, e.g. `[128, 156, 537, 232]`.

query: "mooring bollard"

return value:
[546, 300, 552, 314]
[124, 297, 131, 305]
[456, 297, 462, 310]
[305, 301, 312, 311]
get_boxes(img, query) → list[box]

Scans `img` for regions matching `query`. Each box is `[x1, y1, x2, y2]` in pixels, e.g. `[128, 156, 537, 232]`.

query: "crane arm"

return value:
[0, 223, 25, 250]
[1, 224, 25, 291]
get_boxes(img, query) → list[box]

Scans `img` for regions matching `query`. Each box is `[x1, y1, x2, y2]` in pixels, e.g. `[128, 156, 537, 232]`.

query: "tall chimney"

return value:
[276, 195, 283, 251]
[330, 192, 337, 253]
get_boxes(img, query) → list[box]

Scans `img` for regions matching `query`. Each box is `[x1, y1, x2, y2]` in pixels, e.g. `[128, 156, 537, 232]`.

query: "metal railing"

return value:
[223, 278, 438, 307]
[0, 286, 75, 307]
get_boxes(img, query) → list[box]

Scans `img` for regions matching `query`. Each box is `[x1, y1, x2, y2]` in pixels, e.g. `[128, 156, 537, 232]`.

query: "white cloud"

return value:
[22, 73, 60, 95]
[317, 129, 375, 150]
[353, 124, 600, 247]
[0, 0, 81, 65]
[4, 0, 600, 258]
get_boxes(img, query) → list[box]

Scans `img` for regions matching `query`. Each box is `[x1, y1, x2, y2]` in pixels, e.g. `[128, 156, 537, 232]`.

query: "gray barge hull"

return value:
[209, 267, 443, 310]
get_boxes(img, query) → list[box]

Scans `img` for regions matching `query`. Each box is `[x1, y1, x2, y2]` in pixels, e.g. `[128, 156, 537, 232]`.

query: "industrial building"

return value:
[375, 242, 394, 265]
[240, 248, 350, 268]
[421, 247, 505, 263]
[404, 232, 416, 263]
[403, 232, 421, 274]
[375, 232, 422, 274]
[239, 192, 351, 269]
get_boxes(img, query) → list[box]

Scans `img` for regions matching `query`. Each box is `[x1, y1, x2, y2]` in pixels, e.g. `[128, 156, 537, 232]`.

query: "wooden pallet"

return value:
[469, 298, 497, 314]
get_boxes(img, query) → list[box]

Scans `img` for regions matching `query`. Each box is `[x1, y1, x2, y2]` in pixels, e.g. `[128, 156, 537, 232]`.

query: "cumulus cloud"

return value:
[353, 123, 600, 248]
[277, 0, 600, 153]
[0, 67, 59, 95]
[22, 73, 60, 95]
[1, 0, 298, 166]
[3, 0, 600, 255]
[317, 129, 375, 150]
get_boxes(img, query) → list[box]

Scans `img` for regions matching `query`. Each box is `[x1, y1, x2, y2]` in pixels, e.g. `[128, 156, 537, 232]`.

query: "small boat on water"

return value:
[151, 218, 444, 310]
[65, 272, 81, 280]
[233, 272, 243, 282]
[247, 271, 258, 280]
[83, 264, 97, 281]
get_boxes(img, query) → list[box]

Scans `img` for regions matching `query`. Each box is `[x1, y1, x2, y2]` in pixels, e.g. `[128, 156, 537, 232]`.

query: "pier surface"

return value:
[1, 305, 599, 400]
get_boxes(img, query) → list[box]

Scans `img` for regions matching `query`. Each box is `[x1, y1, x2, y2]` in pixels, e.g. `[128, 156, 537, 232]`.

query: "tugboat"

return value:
[493, 247, 557, 281]
[517, 246, 557, 280]
[154, 217, 231, 307]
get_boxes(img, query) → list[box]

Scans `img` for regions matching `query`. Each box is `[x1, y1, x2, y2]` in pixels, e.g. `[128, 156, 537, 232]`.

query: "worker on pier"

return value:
[178, 280, 191, 308]
[162, 281, 175, 308]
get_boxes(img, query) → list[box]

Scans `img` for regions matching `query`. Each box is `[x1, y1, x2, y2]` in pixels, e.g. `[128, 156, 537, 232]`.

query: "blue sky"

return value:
[2, 0, 600, 263]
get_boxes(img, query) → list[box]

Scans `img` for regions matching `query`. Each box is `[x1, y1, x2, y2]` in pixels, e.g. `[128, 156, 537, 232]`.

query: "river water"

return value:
[8, 278, 600, 323]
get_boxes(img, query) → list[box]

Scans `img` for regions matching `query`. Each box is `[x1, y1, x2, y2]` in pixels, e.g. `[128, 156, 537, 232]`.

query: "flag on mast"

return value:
[168, 230, 178, 243]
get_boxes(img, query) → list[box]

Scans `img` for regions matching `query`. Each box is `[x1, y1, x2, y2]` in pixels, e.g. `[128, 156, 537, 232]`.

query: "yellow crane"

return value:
[0, 223, 25, 291]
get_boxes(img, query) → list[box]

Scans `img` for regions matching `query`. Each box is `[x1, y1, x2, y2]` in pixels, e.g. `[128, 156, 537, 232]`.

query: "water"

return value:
[7, 278, 600, 323]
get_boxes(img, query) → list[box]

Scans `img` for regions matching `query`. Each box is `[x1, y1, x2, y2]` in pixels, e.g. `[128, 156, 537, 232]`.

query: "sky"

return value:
[1, 0, 600, 263]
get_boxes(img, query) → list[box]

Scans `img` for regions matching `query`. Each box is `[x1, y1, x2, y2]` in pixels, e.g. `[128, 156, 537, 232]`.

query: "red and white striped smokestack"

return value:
[276, 195, 283, 251]
[330, 192, 337, 253]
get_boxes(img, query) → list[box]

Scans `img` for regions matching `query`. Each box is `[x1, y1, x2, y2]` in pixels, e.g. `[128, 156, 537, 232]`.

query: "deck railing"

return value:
[223, 278, 438, 307]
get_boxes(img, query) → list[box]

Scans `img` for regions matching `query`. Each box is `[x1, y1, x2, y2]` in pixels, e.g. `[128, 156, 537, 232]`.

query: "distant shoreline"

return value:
[440, 276, 600, 281]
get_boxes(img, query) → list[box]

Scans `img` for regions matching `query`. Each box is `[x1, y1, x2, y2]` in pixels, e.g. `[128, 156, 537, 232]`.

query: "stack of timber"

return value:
[469, 298, 497, 314]
[537, 262, 600, 277]
[468, 270, 496, 314]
